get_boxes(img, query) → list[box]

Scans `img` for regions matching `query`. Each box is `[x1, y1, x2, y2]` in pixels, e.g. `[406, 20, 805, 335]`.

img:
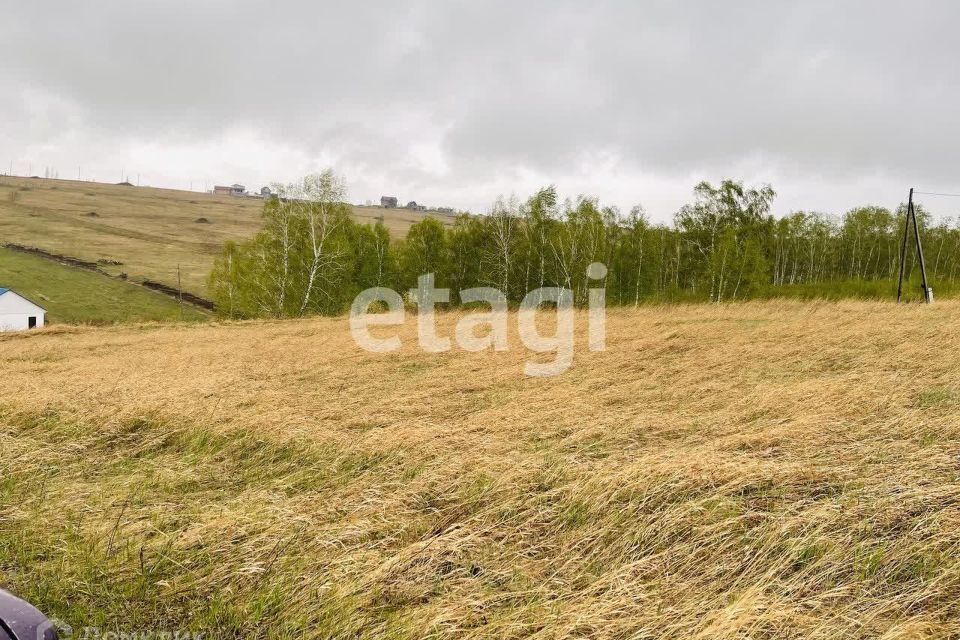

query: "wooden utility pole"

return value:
[897, 188, 932, 303]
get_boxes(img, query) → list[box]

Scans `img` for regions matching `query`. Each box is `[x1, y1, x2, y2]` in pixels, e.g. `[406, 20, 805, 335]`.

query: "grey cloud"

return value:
[3, 1, 960, 218]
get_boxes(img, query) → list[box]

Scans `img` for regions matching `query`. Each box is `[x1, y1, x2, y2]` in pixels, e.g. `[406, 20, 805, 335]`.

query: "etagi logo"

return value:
[350, 263, 607, 377]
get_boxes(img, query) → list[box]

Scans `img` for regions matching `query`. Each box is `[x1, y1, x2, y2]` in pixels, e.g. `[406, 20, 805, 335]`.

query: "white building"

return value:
[0, 288, 46, 331]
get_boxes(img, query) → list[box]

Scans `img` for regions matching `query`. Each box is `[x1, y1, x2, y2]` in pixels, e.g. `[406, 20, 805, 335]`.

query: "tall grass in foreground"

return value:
[2, 301, 960, 638]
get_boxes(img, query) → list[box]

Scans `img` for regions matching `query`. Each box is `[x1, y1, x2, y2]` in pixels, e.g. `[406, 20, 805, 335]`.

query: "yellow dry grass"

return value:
[0, 176, 457, 295]
[1, 300, 960, 637]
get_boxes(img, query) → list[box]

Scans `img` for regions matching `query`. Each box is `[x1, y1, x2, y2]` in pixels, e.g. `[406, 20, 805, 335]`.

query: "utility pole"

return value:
[897, 188, 933, 304]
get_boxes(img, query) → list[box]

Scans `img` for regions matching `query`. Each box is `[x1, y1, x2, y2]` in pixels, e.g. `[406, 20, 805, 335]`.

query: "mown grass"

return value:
[0, 247, 208, 324]
[0, 410, 396, 633]
[2, 302, 960, 637]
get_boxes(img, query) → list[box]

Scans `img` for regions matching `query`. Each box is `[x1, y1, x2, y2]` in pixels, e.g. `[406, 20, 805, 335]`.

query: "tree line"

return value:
[209, 171, 960, 318]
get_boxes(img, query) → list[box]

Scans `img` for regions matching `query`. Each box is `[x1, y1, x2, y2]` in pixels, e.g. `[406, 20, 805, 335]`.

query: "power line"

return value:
[913, 191, 960, 198]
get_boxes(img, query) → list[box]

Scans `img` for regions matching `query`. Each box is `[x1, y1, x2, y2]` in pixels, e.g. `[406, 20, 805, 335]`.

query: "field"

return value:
[0, 176, 457, 296]
[2, 301, 959, 637]
[0, 246, 208, 324]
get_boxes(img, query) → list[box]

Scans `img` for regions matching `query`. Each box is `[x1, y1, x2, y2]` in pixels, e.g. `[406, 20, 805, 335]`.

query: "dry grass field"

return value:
[2, 300, 960, 637]
[0, 176, 457, 296]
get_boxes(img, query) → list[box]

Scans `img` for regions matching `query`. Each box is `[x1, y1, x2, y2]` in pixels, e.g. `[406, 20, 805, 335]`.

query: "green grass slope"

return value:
[0, 247, 208, 324]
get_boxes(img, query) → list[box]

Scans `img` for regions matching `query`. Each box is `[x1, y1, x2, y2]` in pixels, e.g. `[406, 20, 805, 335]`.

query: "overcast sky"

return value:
[4, 1, 960, 221]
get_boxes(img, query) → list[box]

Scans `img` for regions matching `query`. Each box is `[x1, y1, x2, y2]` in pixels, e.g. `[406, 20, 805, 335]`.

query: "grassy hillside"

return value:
[0, 176, 457, 296]
[0, 246, 208, 323]
[2, 301, 959, 637]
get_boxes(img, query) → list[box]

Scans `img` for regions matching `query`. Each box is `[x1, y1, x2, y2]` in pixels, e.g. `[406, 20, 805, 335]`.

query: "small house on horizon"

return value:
[0, 288, 46, 332]
[214, 184, 247, 197]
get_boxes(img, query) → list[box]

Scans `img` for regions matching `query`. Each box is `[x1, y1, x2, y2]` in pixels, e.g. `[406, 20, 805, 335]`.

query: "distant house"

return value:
[406, 201, 426, 211]
[214, 184, 247, 197]
[260, 186, 272, 198]
[0, 288, 46, 332]
[381, 196, 398, 208]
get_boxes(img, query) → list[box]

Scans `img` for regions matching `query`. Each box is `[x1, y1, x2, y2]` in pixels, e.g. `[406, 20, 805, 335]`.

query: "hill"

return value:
[0, 176, 458, 297]
[0, 246, 208, 323]
[1, 300, 958, 637]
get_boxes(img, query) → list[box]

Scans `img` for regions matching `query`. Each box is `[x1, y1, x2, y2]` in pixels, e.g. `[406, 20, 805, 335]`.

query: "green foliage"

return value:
[210, 171, 380, 318]
[674, 180, 775, 301]
[211, 174, 960, 319]
[400, 217, 451, 290]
